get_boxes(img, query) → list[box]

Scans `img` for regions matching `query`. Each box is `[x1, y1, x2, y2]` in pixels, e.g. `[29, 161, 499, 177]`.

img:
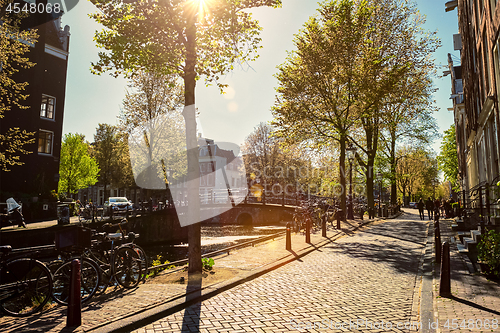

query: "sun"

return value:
[196, 0, 213, 20]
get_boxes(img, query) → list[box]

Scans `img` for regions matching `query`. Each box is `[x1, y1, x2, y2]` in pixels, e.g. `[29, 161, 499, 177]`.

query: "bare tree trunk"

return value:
[184, 5, 202, 274]
[390, 135, 397, 205]
[339, 135, 347, 221]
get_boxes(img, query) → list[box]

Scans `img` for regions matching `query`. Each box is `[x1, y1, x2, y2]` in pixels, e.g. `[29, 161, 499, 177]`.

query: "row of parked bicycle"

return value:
[292, 197, 369, 232]
[0, 219, 148, 317]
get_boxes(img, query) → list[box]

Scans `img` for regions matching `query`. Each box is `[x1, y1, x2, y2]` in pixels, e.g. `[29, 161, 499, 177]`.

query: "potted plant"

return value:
[477, 229, 500, 278]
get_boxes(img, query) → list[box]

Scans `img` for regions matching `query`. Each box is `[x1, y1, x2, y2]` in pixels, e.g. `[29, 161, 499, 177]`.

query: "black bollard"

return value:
[435, 225, 442, 264]
[286, 222, 292, 250]
[440, 242, 451, 296]
[336, 210, 342, 229]
[322, 216, 327, 237]
[67, 259, 81, 327]
[306, 219, 311, 243]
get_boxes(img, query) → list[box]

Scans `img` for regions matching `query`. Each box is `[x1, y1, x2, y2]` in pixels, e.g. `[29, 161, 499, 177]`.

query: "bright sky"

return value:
[60, 0, 459, 153]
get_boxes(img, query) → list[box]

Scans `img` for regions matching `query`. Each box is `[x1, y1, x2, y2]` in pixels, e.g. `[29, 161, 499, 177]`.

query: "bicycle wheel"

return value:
[0, 258, 53, 317]
[52, 258, 100, 306]
[112, 246, 141, 289]
[46, 259, 64, 276]
[86, 249, 111, 295]
[130, 244, 148, 282]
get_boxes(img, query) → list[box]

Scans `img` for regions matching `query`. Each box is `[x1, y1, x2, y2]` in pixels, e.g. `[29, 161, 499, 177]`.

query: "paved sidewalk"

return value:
[0, 215, 381, 332]
[131, 211, 428, 333]
[433, 219, 500, 333]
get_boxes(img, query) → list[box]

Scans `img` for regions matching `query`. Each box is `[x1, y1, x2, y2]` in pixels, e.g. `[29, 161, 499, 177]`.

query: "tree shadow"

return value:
[180, 272, 203, 332]
[322, 220, 428, 275]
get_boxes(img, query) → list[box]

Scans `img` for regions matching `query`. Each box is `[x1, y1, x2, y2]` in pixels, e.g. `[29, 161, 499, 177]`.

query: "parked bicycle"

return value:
[0, 245, 53, 316]
[49, 250, 101, 306]
[98, 219, 148, 282]
[84, 220, 144, 294]
[77, 202, 104, 222]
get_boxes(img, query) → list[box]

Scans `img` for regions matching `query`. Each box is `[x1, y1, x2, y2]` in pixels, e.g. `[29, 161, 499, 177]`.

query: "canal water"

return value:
[143, 224, 286, 264]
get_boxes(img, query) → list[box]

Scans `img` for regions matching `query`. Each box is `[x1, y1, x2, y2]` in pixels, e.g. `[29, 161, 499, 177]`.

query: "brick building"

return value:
[446, 0, 500, 210]
[0, 17, 70, 209]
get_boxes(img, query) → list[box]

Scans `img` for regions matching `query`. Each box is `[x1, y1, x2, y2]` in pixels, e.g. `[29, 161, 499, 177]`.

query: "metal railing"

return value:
[149, 230, 286, 271]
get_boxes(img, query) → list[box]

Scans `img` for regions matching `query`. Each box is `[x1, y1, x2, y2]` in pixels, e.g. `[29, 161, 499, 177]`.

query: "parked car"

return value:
[409, 202, 417, 209]
[104, 197, 133, 216]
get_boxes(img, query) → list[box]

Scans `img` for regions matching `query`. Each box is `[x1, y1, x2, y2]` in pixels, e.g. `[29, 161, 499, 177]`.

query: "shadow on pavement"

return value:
[442, 295, 500, 316]
[287, 249, 303, 262]
[323, 218, 428, 275]
[181, 272, 202, 332]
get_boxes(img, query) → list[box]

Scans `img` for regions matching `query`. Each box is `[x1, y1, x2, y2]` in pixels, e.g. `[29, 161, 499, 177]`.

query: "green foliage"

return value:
[0, 0, 38, 115]
[0, 0, 38, 171]
[478, 230, 500, 277]
[119, 71, 187, 186]
[0, 128, 35, 171]
[202, 257, 215, 270]
[437, 124, 459, 191]
[147, 255, 175, 278]
[89, 0, 281, 89]
[58, 133, 100, 196]
[93, 124, 135, 195]
[396, 147, 439, 201]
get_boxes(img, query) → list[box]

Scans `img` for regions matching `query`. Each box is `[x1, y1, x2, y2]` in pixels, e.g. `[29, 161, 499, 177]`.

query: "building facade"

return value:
[0, 17, 70, 204]
[447, 0, 500, 212]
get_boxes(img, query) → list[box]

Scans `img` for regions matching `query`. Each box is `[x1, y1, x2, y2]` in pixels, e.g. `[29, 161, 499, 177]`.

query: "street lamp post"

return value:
[346, 142, 356, 220]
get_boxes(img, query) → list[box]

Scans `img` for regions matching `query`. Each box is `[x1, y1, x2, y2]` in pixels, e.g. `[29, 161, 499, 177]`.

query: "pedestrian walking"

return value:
[425, 197, 433, 220]
[417, 198, 425, 220]
[434, 199, 441, 223]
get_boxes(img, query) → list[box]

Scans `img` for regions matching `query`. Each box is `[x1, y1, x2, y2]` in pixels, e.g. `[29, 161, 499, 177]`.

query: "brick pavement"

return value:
[131, 213, 429, 333]
[0, 216, 373, 332]
[433, 219, 500, 333]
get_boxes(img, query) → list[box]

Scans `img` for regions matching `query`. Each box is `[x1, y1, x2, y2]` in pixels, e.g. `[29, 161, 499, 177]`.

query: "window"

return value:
[40, 95, 55, 119]
[38, 130, 53, 154]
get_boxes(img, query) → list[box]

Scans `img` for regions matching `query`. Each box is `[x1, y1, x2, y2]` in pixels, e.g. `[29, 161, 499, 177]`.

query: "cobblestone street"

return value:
[133, 214, 429, 333]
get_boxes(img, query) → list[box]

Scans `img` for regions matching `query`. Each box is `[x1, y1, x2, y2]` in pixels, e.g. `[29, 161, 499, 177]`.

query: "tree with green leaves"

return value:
[437, 124, 459, 190]
[118, 71, 185, 200]
[0, 0, 38, 171]
[350, 0, 439, 211]
[89, 0, 281, 273]
[396, 146, 438, 204]
[93, 124, 122, 201]
[272, 0, 376, 217]
[58, 134, 100, 197]
[379, 68, 439, 205]
[242, 122, 314, 194]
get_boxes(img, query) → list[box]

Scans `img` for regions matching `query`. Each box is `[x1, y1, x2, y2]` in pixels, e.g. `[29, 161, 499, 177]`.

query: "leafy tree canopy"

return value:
[89, 0, 281, 89]
[437, 124, 459, 190]
[0, 0, 38, 171]
[58, 134, 100, 196]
